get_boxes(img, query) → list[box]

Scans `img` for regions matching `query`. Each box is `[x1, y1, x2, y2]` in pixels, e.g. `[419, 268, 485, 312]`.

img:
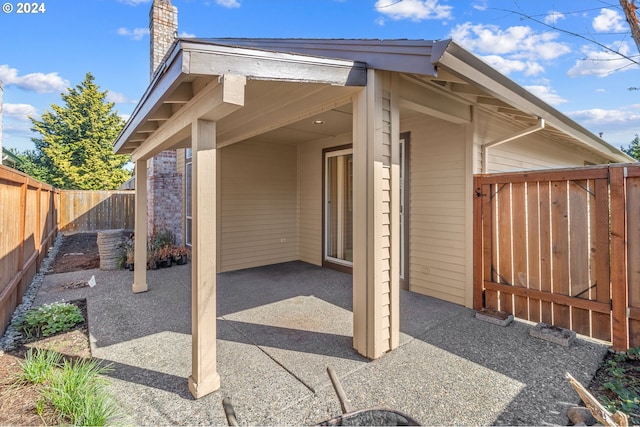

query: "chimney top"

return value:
[149, 0, 178, 80]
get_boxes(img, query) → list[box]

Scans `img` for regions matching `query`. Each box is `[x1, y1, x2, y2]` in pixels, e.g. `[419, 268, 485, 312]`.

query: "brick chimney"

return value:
[147, 0, 183, 244]
[0, 82, 3, 161]
[150, 0, 178, 79]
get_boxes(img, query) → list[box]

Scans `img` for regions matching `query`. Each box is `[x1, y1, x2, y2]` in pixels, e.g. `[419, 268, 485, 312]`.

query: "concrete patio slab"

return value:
[29, 260, 609, 426]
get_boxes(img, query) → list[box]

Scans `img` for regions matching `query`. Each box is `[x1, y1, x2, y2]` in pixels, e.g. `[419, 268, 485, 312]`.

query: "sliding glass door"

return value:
[324, 148, 353, 267]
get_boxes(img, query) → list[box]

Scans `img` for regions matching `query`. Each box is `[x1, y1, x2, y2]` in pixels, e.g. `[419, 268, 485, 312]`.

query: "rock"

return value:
[475, 308, 514, 326]
[567, 406, 597, 426]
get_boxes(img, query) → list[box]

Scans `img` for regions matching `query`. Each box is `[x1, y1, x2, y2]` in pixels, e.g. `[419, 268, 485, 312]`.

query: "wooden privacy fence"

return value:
[474, 164, 640, 351]
[1, 167, 135, 334]
[59, 190, 134, 233]
[0, 165, 60, 335]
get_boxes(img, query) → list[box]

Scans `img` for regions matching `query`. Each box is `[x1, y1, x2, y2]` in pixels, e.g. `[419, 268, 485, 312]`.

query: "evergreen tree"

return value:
[9, 148, 49, 181]
[29, 72, 131, 189]
[621, 134, 640, 161]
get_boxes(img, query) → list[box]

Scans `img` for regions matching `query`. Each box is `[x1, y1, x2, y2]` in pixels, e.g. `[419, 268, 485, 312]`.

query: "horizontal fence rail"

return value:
[474, 164, 639, 350]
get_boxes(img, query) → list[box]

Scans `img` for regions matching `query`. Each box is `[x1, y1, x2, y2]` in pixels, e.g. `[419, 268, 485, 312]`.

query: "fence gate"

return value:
[473, 164, 640, 351]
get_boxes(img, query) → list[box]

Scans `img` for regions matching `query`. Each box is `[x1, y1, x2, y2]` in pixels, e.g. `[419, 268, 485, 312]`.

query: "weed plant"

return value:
[600, 347, 640, 425]
[20, 302, 83, 338]
[42, 358, 117, 426]
[16, 348, 62, 385]
[15, 350, 118, 426]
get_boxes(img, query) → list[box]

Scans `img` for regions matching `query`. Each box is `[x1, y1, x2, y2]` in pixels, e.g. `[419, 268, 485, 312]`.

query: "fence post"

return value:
[473, 176, 483, 311]
[610, 166, 629, 351]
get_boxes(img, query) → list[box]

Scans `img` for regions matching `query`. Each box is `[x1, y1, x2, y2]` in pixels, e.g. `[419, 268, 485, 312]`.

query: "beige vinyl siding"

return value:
[404, 115, 467, 305]
[377, 88, 392, 351]
[297, 135, 352, 266]
[477, 109, 608, 172]
[219, 140, 298, 272]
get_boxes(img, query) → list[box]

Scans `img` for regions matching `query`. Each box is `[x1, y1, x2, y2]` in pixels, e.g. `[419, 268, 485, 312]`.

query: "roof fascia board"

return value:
[191, 38, 438, 76]
[433, 40, 635, 163]
[182, 41, 366, 86]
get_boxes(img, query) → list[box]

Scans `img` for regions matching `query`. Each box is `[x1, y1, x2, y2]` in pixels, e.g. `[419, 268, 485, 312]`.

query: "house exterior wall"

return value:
[297, 134, 352, 266]
[218, 140, 298, 272]
[401, 106, 613, 308]
[402, 114, 468, 305]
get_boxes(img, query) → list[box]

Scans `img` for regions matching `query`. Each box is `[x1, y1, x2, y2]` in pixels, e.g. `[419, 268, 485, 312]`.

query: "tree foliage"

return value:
[28, 72, 130, 190]
[621, 134, 640, 160]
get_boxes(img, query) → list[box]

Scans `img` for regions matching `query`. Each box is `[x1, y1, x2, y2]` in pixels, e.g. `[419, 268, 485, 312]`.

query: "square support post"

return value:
[188, 119, 220, 398]
[133, 159, 148, 293]
[352, 69, 400, 359]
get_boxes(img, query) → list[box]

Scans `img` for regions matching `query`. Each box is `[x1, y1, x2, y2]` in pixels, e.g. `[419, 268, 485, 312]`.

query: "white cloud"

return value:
[0, 65, 68, 93]
[3, 103, 38, 119]
[568, 106, 640, 146]
[117, 27, 149, 40]
[568, 41, 639, 77]
[569, 107, 640, 128]
[106, 91, 137, 104]
[375, 17, 386, 26]
[544, 11, 565, 25]
[593, 8, 627, 33]
[119, 113, 131, 122]
[523, 85, 567, 105]
[596, 88, 607, 93]
[450, 23, 570, 77]
[375, 0, 453, 21]
[179, 31, 196, 38]
[216, 0, 240, 8]
[472, 1, 487, 11]
[481, 55, 545, 76]
[450, 23, 570, 61]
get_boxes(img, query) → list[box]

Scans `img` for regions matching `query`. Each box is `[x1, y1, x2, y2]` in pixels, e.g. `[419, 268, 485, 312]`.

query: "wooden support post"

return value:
[352, 70, 399, 359]
[610, 166, 629, 351]
[132, 159, 148, 293]
[188, 119, 220, 399]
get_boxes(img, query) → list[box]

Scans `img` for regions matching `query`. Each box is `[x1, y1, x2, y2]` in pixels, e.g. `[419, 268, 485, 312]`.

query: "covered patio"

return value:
[35, 260, 608, 425]
[113, 37, 631, 400]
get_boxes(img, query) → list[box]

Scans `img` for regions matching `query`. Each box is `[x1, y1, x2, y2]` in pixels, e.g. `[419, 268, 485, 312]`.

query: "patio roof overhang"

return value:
[113, 39, 367, 159]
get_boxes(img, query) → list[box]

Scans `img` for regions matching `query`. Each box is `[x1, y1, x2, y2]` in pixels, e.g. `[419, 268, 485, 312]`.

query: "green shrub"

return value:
[21, 302, 84, 338]
[43, 358, 117, 426]
[17, 348, 62, 385]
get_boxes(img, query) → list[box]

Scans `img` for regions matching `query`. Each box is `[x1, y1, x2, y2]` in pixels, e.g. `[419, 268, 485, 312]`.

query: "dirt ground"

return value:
[48, 232, 100, 274]
[0, 233, 96, 426]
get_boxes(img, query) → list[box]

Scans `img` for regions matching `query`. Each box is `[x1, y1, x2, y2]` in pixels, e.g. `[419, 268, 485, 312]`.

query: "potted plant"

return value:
[125, 245, 135, 271]
[171, 245, 190, 265]
[156, 245, 173, 268]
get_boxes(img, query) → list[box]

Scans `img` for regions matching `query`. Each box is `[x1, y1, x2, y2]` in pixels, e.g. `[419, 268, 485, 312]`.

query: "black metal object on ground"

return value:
[316, 367, 421, 426]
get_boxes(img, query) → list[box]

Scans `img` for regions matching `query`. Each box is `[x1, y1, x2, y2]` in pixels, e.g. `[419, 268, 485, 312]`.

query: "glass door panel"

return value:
[325, 149, 353, 265]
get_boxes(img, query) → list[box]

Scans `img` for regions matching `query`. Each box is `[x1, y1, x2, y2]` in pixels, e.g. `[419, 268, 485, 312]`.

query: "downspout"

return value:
[482, 117, 545, 173]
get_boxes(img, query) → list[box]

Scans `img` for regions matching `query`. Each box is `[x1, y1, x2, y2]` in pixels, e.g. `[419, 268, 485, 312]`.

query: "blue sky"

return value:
[1, 0, 639, 152]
